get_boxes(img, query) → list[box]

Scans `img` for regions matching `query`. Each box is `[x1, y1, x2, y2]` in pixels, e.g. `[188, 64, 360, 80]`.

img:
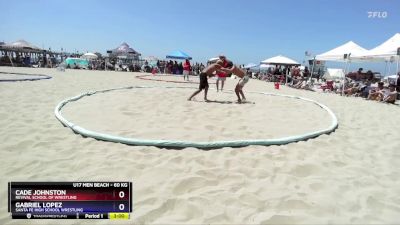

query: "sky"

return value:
[1, 0, 399, 73]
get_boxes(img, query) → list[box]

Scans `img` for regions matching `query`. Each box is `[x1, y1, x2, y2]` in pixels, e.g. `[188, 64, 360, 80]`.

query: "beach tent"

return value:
[261, 55, 300, 83]
[261, 55, 300, 65]
[314, 41, 369, 94]
[64, 57, 89, 68]
[351, 33, 400, 76]
[354, 33, 400, 74]
[259, 64, 275, 70]
[354, 33, 400, 60]
[259, 64, 274, 68]
[81, 52, 98, 60]
[166, 50, 192, 60]
[315, 41, 369, 62]
[244, 63, 258, 69]
[322, 68, 345, 80]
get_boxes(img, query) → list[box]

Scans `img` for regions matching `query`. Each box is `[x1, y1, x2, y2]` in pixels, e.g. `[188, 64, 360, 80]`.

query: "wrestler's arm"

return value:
[218, 66, 235, 73]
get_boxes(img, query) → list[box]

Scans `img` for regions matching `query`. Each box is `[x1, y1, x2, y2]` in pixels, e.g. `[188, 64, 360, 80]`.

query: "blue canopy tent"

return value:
[166, 50, 192, 60]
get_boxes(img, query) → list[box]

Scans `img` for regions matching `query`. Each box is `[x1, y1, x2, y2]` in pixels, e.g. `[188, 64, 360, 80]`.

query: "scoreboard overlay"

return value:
[8, 182, 132, 219]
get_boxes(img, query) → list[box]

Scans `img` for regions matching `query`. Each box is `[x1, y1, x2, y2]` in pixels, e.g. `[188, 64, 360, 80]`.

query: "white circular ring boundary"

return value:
[54, 86, 338, 149]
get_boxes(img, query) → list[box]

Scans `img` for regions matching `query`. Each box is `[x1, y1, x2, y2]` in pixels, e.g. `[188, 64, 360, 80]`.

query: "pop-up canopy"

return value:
[243, 63, 258, 68]
[261, 55, 300, 65]
[353, 33, 400, 61]
[166, 50, 192, 60]
[316, 41, 368, 62]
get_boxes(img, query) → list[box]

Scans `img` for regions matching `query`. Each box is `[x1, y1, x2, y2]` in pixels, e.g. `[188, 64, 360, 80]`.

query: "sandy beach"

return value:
[1, 67, 399, 224]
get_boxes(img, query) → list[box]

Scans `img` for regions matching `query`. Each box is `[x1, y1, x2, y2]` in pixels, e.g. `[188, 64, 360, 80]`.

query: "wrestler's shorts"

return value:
[239, 75, 250, 87]
[199, 72, 209, 89]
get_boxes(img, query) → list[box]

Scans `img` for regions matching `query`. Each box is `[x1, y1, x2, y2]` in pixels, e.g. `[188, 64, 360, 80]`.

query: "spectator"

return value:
[183, 59, 191, 80]
[167, 60, 173, 74]
[303, 66, 310, 78]
[172, 61, 178, 74]
[367, 82, 385, 101]
[382, 84, 397, 103]
[178, 62, 183, 74]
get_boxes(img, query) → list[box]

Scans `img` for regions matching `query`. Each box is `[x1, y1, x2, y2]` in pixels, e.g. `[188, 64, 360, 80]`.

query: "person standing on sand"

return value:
[183, 59, 191, 81]
[188, 61, 235, 102]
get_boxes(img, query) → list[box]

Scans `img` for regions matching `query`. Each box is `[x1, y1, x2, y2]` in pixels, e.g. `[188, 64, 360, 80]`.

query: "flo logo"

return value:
[367, 11, 388, 18]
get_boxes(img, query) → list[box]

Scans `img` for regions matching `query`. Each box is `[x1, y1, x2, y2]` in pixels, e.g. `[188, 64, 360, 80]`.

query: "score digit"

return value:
[119, 191, 125, 198]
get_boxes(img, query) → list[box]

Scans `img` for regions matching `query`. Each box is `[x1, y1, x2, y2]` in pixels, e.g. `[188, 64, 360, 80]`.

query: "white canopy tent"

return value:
[261, 55, 300, 83]
[243, 63, 258, 69]
[353, 33, 400, 75]
[315, 41, 369, 62]
[259, 64, 275, 70]
[261, 55, 300, 65]
[314, 41, 369, 95]
[353, 33, 400, 61]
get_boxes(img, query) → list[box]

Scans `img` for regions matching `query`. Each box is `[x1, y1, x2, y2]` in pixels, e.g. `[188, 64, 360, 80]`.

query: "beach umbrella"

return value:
[82, 52, 98, 59]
